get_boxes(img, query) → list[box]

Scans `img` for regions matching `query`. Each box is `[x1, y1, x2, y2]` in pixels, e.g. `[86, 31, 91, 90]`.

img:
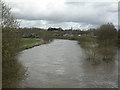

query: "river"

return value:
[18, 39, 118, 88]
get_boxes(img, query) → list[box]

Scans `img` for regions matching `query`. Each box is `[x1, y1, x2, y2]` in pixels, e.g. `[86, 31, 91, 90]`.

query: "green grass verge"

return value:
[21, 38, 46, 50]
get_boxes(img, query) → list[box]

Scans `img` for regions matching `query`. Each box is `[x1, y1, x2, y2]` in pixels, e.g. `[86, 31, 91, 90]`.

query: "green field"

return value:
[21, 38, 45, 50]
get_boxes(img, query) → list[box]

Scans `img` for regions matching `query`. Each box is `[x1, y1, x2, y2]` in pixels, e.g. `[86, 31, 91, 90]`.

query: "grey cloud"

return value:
[7, 0, 118, 29]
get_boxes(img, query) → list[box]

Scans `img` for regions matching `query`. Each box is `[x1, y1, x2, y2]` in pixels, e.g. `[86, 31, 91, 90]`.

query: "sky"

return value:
[4, 0, 119, 30]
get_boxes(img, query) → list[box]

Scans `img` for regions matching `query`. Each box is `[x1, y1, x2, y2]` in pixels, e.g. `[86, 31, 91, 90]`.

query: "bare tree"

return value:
[96, 23, 117, 63]
[1, 2, 19, 28]
[97, 23, 117, 47]
[1, 1, 25, 88]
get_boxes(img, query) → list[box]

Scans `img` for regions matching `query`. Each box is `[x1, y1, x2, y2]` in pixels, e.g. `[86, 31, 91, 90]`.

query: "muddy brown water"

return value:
[18, 39, 118, 88]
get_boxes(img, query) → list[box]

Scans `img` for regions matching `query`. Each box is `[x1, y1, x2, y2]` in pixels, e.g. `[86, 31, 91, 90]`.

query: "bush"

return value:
[2, 2, 25, 87]
[96, 23, 117, 47]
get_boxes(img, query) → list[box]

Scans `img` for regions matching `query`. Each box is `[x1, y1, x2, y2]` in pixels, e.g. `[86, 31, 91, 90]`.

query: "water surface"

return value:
[18, 39, 118, 88]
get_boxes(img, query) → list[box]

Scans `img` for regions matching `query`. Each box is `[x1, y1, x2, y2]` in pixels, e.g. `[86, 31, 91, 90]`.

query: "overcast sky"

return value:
[4, 0, 119, 30]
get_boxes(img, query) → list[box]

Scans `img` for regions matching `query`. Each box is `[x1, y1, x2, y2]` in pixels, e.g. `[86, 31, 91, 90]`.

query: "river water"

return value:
[18, 39, 118, 88]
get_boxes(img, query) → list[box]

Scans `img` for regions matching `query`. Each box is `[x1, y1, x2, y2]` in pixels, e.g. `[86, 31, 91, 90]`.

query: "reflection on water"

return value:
[18, 39, 118, 88]
[81, 59, 118, 88]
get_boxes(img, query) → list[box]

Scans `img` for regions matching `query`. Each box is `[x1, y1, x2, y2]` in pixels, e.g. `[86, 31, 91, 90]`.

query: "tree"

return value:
[38, 30, 53, 42]
[96, 23, 117, 62]
[1, 1, 25, 87]
[2, 2, 19, 28]
[97, 23, 117, 47]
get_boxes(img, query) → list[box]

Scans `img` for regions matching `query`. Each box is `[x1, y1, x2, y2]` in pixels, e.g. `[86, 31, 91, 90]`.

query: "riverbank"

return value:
[53, 36, 96, 46]
[3, 38, 48, 88]
[21, 38, 48, 50]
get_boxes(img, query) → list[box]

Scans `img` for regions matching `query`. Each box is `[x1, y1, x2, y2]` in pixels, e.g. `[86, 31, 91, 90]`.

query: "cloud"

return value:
[4, 0, 118, 29]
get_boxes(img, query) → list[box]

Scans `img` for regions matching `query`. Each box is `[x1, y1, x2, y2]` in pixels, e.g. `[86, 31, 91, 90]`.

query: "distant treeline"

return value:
[18, 25, 119, 38]
[18, 27, 95, 38]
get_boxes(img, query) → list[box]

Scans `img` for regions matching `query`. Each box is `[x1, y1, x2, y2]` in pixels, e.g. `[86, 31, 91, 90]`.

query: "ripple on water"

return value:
[55, 67, 65, 75]
[18, 39, 118, 88]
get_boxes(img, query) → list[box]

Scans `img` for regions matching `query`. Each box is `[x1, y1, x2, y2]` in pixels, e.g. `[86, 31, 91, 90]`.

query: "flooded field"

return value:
[18, 39, 118, 88]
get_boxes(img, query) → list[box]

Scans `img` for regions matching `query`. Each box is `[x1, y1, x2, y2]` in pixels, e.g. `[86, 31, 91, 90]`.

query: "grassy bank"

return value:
[21, 38, 46, 50]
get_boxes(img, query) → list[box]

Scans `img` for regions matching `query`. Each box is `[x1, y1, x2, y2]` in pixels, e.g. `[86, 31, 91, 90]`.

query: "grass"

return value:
[22, 38, 42, 46]
[21, 38, 46, 50]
